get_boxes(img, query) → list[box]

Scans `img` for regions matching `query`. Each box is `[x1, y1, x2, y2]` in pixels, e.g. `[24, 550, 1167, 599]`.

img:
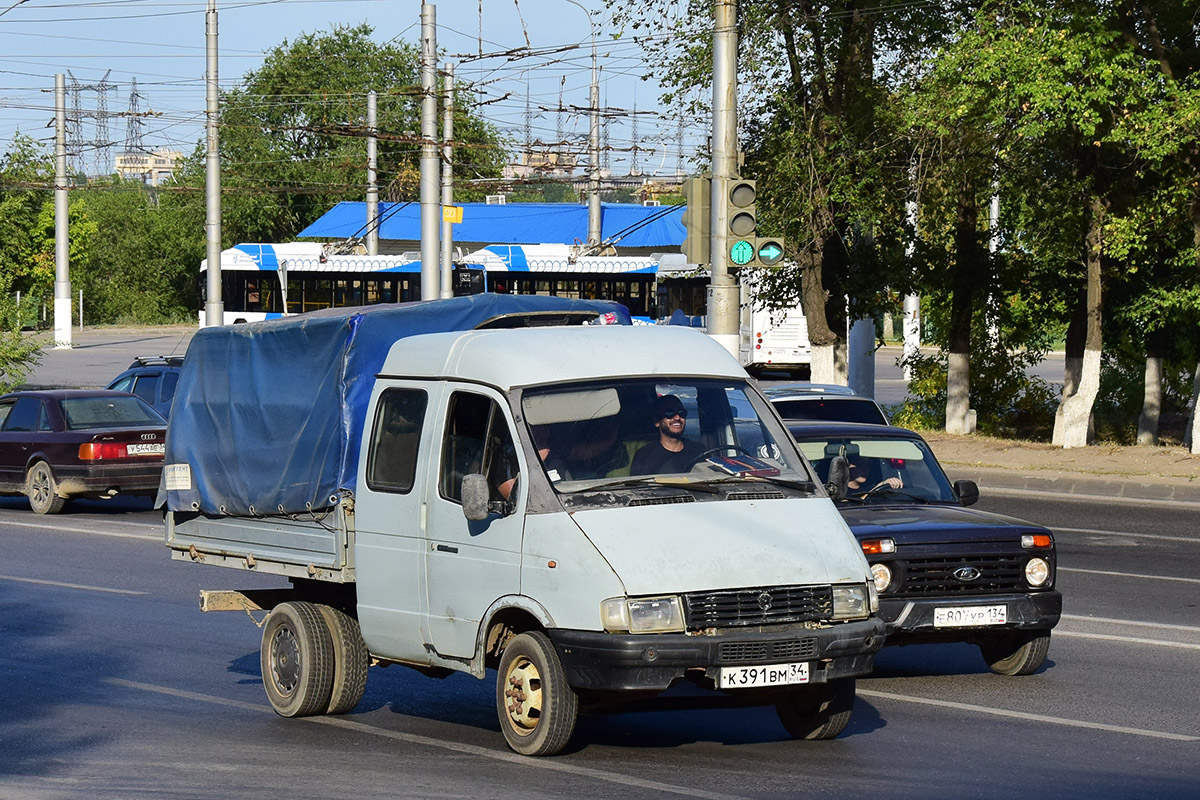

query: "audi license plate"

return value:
[719, 661, 810, 689]
[126, 443, 165, 456]
[933, 604, 1007, 628]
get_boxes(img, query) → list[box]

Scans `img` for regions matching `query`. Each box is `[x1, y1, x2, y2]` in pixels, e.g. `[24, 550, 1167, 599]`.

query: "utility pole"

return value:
[708, 0, 740, 356]
[440, 64, 455, 299]
[366, 90, 379, 256]
[204, 0, 223, 327]
[419, 3, 440, 301]
[53, 74, 71, 348]
[587, 38, 601, 246]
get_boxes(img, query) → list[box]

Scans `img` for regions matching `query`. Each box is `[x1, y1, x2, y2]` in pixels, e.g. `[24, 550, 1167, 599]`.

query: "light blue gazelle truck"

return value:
[163, 294, 884, 756]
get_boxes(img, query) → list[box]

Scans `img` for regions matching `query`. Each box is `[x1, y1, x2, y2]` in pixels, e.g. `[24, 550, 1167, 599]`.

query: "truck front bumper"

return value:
[548, 617, 885, 692]
[878, 590, 1061, 643]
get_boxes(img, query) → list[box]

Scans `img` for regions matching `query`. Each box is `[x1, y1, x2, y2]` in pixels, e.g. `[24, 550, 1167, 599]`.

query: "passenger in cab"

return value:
[630, 394, 705, 475]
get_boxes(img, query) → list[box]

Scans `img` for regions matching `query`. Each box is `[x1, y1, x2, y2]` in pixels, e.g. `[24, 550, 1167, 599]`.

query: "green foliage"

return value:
[0, 271, 42, 392]
[0, 133, 55, 299]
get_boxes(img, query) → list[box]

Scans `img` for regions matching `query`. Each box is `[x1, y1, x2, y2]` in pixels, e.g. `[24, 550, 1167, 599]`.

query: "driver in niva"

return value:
[629, 394, 705, 475]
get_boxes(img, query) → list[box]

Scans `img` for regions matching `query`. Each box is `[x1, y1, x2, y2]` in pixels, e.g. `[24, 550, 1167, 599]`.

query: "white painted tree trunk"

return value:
[1053, 348, 1101, 448]
[945, 350, 974, 433]
[1136, 354, 1162, 446]
[1186, 361, 1199, 454]
[810, 343, 838, 385]
[902, 294, 920, 380]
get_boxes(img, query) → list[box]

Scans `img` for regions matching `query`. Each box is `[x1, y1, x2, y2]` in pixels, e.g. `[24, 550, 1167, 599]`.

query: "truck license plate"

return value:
[933, 604, 1007, 628]
[719, 661, 810, 689]
[126, 443, 165, 456]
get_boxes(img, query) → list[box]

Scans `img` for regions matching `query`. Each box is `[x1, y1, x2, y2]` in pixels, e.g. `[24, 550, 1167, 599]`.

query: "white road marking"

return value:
[1060, 614, 1200, 633]
[1058, 567, 1200, 585]
[0, 518, 159, 541]
[1051, 526, 1199, 544]
[0, 574, 145, 595]
[857, 689, 1199, 742]
[104, 678, 755, 800]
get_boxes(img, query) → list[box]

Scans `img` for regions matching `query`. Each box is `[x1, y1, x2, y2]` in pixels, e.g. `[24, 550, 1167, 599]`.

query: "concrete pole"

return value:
[902, 164, 920, 379]
[987, 189, 1000, 341]
[366, 90, 379, 256]
[588, 40, 602, 246]
[707, 0, 739, 356]
[204, 0, 223, 327]
[439, 65, 455, 299]
[53, 74, 71, 348]
[419, 4, 440, 301]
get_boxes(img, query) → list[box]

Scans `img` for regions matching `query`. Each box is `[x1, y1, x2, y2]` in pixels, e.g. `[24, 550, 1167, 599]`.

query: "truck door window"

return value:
[439, 392, 518, 505]
[366, 389, 427, 494]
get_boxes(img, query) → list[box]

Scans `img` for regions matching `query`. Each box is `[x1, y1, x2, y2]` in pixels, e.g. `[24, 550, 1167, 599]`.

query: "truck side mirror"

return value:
[954, 479, 979, 507]
[461, 473, 490, 520]
[827, 456, 849, 500]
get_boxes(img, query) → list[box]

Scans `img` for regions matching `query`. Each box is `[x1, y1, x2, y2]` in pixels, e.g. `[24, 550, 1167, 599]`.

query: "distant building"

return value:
[114, 147, 182, 186]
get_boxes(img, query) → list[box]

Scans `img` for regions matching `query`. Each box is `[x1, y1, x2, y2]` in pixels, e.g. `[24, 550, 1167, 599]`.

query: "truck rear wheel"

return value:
[775, 678, 856, 740]
[316, 604, 369, 714]
[980, 630, 1051, 676]
[261, 601, 335, 717]
[496, 631, 578, 756]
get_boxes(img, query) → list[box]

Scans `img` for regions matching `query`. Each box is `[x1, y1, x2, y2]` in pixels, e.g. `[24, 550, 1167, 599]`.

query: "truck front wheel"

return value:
[261, 601, 335, 717]
[496, 631, 578, 756]
[775, 678, 856, 740]
[980, 630, 1051, 676]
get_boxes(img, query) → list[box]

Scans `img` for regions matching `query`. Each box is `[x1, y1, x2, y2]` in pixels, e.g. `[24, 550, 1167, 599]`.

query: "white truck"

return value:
[739, 301, 812, 378]
[163, 295, 883, 756]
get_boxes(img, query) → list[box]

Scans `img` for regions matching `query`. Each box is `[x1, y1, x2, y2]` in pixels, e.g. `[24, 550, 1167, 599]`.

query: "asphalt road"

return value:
[1, 491, 1195, 799]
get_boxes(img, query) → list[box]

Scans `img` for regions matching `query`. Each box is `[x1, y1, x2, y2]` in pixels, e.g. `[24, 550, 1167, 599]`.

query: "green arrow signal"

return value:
[758, 242, 783, 262]
[730, 239, 755, 265]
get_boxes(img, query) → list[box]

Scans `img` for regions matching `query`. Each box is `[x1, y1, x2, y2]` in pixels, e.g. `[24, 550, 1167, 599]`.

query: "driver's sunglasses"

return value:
[659, 408, 687, 420]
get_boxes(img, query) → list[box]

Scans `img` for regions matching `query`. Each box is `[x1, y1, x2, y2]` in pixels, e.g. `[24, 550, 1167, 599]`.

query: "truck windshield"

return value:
[793, 435, 957, 503]
[520, 379, 808, 491]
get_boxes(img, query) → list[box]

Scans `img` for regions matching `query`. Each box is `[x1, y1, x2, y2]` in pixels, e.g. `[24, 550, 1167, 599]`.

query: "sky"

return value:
[0, 0, 708, 179]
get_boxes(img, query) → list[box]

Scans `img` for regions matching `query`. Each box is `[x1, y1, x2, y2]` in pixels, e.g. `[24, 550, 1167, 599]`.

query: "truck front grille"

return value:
[717, 638, 819, 664]
[899, 554, 1027, 595]
[682, 585, 833, 628]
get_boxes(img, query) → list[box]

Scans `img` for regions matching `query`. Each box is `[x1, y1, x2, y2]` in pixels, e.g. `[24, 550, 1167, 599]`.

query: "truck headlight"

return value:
[1025, 557, 1050, 587]
[831, 585, 870, 620]
[601, 596, 685, 633]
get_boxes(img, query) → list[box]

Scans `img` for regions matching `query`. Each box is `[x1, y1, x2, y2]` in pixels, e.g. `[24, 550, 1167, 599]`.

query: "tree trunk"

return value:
[1185, 361, 1199, 453]
[1136, 331, 1165, 446]
[1053, 196, 1104, 449]
[945, 176, 978, 434]
[799, 236, 841, 384]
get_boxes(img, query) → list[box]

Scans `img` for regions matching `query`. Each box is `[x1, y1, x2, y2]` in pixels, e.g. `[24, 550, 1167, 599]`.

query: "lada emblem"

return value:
[757, 591, 773, 611]
[953, 566, 982, 582]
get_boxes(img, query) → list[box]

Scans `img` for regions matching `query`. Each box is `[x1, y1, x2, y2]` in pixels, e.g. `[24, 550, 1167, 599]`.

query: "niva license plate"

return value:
[933, 604, 1007, 628]
[718, 661, 810, 689]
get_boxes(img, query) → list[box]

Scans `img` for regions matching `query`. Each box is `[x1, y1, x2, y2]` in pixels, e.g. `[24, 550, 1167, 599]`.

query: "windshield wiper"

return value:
[577, 475, 720, 494]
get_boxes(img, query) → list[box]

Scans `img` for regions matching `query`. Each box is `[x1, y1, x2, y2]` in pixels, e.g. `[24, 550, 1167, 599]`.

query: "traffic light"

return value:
[681, 176, 711, 265]
[728, 178, 757, 265]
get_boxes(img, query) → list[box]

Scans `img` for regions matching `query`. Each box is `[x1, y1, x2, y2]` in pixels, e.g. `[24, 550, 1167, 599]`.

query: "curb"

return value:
[948, 466, 1200, 506]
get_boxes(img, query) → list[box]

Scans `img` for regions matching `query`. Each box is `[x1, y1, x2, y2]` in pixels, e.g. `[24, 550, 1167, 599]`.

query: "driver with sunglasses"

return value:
[629, 394, 706, 475]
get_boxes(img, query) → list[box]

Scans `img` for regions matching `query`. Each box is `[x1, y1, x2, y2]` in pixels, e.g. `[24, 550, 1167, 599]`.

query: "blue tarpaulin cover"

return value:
[163, 294, 630, 516]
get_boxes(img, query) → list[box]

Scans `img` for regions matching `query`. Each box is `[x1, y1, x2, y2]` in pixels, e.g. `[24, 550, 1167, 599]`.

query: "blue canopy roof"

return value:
[297, 201, 685, 249]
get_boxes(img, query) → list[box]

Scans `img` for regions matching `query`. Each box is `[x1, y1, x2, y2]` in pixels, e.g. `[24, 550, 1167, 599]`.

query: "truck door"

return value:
[424, 387, 526, 659]
[353, 384, 435, 664]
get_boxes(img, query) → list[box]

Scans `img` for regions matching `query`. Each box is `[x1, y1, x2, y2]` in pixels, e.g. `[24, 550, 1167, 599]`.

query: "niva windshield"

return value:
[794, 436, 957, 503]
[520, 378, 809, 492]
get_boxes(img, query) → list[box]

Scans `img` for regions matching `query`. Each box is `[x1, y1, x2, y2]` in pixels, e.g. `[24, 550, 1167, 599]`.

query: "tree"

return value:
[0, 271, 41, 392]
[197, 23, 506, 245]
[0, 133, 55, 310]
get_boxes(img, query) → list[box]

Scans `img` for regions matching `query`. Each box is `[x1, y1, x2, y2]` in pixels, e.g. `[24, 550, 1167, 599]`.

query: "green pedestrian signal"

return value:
[730, 239, 755, 266]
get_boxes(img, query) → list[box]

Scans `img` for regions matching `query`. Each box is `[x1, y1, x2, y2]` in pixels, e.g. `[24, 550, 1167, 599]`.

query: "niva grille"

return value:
[717, 638, 818, 664]
[899, 554, 1027, 595]
[683, 585, 834, 628]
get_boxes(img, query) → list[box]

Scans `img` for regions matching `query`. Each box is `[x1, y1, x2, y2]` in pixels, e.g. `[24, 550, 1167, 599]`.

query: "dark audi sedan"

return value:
[0, 390, 167, 514]
[790, 421, 1061, 676]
